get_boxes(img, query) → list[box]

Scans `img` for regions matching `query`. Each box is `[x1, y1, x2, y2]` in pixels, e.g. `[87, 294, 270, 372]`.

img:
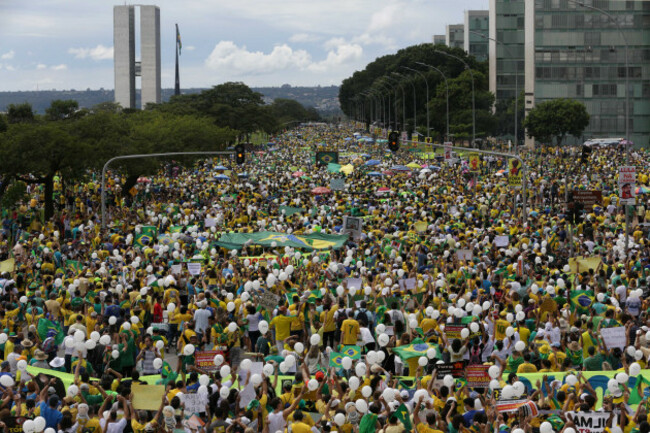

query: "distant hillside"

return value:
[0, 85, 341, 116]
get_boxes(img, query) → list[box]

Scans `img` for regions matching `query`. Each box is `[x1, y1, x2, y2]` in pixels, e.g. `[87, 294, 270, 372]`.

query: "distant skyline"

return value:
[0, 0, 488, 92]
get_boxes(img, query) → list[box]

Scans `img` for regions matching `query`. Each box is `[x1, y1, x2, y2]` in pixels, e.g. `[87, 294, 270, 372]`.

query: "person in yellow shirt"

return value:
[414, 395, 443, 433]
[320, 303, 338, 349]
[270, 306, 297, 353]
[339, 315, 360, 347]
[289, 411, 313, 433]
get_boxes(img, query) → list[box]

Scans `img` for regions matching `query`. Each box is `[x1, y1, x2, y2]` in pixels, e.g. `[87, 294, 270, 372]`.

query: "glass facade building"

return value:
[446, 24, 465, 49]
[433, 35, 446, 45]
[465, 10, 489, 62]
[524, 0, 650, 146]
[489, 0, 526, 104]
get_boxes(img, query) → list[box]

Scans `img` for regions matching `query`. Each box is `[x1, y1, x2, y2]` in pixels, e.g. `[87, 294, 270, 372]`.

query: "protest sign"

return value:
[435, 361, 466, 379]
[132, 383, 165, 410]
[183, 393, 208, 414]
[195, 350, 219, 372]
[187, 262, 201, 275]
[601, 326, 626, 350]
[456, 249, 473, 261]
[566, 412, 611, 433]
[496, 399, 527, 412]
[204, 217, 216, 228]
[619, 166, 636, 205]
[465, 365, 491, 388]
[330, 178, 345, 191]
[151, 322, 169, 332]
[260, 292, 281, 312]
[568, 256, 602, 273]
[342, 216, 363, 240]
[171, 264, 182, 275]
[494, 235, 509, 247]
[398, 278, 416, 292]
[508, 159, 522, 187]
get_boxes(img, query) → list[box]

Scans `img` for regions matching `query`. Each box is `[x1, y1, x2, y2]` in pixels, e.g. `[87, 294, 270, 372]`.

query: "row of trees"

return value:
[339, 44, 589, 144]
[0, 82, 320, 218]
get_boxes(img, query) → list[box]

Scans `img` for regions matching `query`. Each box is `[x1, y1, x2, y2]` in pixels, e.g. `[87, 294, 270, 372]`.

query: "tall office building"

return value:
[489, 0, 525, 105]
[464, 10, 489, 62]
[433, 35, 446, 45]
[113, 5, 161, 109]
[524, 0, 650, 146]
[446, 24, 465, 49]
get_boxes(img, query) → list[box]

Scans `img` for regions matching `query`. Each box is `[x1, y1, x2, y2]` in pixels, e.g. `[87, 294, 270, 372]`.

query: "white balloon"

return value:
[443, 375, 454, 387]
[183, 344, 195, 356]
[67, 385, 79, 397]
[99, 335, 111, 346]
[310, 334, 321, 346]
[488, 365, 501, 379]
[285, 354, 296, 367]
[153, 358, 163, 369]
[355, 363, 367, 377]
[263, 363, 275, 377]
[214, 354, 224, 366]
[227, 322, 237, 333]
[348, 376, 360, 391]
[334, 413, 346, 426]
[540, 422, 553, 433]
[513, 381, 525, 397]
[84, 340, 96, 350]
[108, 316, 117, 325]
[240, 359, 252, 371]
[308, 379, 319, 391]
[630, 362, 642, 376]
[33, 417, 46, 433]
[418, 356, 428, 367]
[361, 385, 372, 398]
[23, 420, 35, 433]
[0, 375, 14, 388]
[616, 372, 629, 384]
[155, 340, 164, 350]
[112, 350, 119, 359]
[294, 342, 304, 353]
[377, 333, 390, 347]
[251, 374, 263, 387]
[460, 328, 470, 339]
[219, 386, 230, 399]
[489, 379, 500, 390]
[355, 399, 368, 413]
[220, 365, 231, 378]
[514, 341, 526, 352]
[565, 374, 578, 386]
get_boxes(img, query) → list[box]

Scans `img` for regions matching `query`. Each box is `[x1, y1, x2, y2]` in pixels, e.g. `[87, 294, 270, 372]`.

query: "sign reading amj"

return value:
[215, 231, 348, 251]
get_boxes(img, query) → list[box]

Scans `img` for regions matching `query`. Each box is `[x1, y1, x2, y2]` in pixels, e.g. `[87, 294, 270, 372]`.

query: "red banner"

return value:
[195, 350, 219, 372]
[465, 365, 491, 388]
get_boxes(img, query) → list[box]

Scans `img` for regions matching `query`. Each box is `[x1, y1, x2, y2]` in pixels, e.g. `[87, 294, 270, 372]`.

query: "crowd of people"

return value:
[0, 123, 649, 433]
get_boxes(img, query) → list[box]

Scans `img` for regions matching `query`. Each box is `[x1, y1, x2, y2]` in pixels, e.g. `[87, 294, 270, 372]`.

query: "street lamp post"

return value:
[369, 89, 386, 129]
[393, 72, 417, 136]
[415, 61, 450, 141]
[433, 49, 475, 145]
[469, 30, 519, 153]
[402, 66, 428, 138]
[375, 82, 392, 130]
[385, 76, 406, 132]
[378, 79, 399, 130]
[566, 0, 631, 258]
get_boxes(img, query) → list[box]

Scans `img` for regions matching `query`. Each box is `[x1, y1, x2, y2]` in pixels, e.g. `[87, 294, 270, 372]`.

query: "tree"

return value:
[7, 103, 35, 123]
[46, 99, 81, 121]
[523, 98, 590, 146]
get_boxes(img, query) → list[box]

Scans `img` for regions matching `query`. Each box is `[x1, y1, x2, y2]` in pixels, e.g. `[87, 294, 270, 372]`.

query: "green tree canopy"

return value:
[7, 103, 35, 123]
[523, 98, 590, 146]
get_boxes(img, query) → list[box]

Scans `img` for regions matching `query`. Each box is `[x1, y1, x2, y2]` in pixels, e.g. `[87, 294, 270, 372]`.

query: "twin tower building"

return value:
[113, 5, 161, 110]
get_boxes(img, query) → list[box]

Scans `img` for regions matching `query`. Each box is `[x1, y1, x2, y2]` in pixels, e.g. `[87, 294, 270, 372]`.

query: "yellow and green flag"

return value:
[340, 345, 361, 360]
[135, 226, 157, 247]
[391, 338, 438, 360]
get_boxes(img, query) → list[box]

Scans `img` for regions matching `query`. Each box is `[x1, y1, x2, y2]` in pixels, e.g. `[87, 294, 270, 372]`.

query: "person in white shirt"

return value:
[266, 388, 306, 433]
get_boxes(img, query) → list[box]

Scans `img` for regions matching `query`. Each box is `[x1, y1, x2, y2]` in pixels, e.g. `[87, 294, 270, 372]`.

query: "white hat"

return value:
[50, 357, 65, 368]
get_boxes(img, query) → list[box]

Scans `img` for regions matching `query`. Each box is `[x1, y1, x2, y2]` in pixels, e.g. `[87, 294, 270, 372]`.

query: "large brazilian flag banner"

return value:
[315, 151, 339, 166]
[215, 231, 348, 251]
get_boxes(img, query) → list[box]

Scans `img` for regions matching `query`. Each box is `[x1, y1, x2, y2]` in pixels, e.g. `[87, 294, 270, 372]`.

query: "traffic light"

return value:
[235, 144, 245, 165]
[388, 131, 399, 152]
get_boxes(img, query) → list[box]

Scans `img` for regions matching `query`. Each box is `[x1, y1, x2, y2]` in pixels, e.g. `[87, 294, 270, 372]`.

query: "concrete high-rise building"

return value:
[446, 24, 465, 49]
[433, 34, 446, 45]
[489, 0, 525, 106]
[464, 10, 489, 62]
[113, 6, 135, 109]
[113, 5, 161, 109]
[524, 0, 650, 146]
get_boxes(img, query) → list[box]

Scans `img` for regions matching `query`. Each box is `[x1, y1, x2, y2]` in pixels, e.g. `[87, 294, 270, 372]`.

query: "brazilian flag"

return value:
[392, 338, 438, 360]
[570, 290, 594, 314]
[629, 374, 650, 405]
[66, 260, 81, 273]
[393, 403, 413, 432]
[37, 318, 64, 345]
[315, 151, 339, 166]
[169, 226, 183, 234]
[340, 345, 361, 360]
[135, 226, 157, 247]
[548, 232, 559, 251]
[329, 352, 344, 369]
[306, 290, 323, 304]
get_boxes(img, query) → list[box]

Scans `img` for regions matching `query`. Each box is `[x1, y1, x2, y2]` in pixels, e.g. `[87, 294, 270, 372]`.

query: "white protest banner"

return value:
[187, 262, 202, 276]
[456, 249, 473, 261]
[601, 326, 626, 350]
[204, 217, 216, 228]
[566, 411, 612, 433]
[345, 278, 362, 290]
[182, 393, 208, 414]
[398, 278, 416, 292]
[618, 166, 636, 205]
[494, 235, 509, 247]
[171, 264, 182, 275]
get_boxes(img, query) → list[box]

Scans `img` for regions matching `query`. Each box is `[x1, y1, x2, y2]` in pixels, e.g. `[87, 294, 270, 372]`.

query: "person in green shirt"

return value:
[118, 331, 137, 376]
[583, 345, 608, 371]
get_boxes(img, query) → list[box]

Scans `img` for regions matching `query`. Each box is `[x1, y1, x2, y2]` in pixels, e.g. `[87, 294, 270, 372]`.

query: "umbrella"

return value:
[635, 186, 649, 194]
[311, 187, 332, 195]
[365, 160, 381, 166]
[382, 170, 394, 176]
[419, 168, 431, 174]
[361, 153, 372, 159]
[391, 165, 410, 171]
[340, 164, 354, 175]
[377, 187, 391, 192]
[344, 137, 353, 141]
[215, 174, 229, 180]
[214, 165, 227, 171]
[237, 173, 249, 178]
[406, 162, 421, 169]
[429, 165, 441, 171]
[367, 171, 384, 177]
[292, 171, 306, 178]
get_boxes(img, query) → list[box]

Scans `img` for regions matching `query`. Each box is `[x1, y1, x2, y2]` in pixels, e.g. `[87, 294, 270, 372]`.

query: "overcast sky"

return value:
[0, 0, 488, 91]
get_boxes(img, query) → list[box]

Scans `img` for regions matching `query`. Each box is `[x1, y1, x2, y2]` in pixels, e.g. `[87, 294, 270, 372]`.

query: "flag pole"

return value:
[174, 23, 180, 96]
